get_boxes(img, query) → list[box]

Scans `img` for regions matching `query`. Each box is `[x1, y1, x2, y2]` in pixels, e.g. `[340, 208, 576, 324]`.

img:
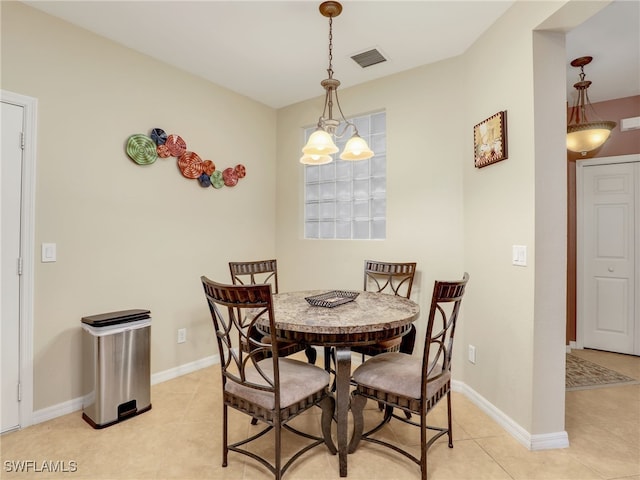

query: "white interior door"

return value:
[1, 100, 24, 433]
[580, 158, 639, 355]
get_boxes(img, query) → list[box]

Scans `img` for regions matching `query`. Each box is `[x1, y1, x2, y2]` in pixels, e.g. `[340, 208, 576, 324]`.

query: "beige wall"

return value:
[2, 0, 615, 443]
[1, 2, 277, 410]
[462, 1, 541, 434]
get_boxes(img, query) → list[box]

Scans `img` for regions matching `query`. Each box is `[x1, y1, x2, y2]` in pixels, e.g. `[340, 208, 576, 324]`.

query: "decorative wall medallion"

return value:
[125, 127, 246, 189]
[150, 128, 167, 145]
[165, 134, 187, 157]
[126, 134, 158, 165]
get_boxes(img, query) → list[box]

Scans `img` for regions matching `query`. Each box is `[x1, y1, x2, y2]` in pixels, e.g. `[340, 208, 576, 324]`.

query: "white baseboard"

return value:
[151, 354, 218, 385]
[31, 355, 219, 426]
[452, 380, 569, 451]
[32, 397, 84, 425]
[530, 431, 570, 450]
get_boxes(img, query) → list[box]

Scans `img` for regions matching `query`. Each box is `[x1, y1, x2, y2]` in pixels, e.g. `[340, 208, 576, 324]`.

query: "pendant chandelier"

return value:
[566, 56, 616, 155]
[300, 1, 374, 165]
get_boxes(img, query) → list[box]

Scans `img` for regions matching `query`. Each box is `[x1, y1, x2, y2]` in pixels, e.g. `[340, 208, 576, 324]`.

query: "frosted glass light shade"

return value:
[566, 121, 615, 153]
[300, 153, 333, 165]
[302, 129, 338, 156]
[339, 135, 374, 160]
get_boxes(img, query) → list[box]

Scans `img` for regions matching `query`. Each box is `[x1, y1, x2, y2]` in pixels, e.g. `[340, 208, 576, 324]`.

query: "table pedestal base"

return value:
[335, 346, 351, 477]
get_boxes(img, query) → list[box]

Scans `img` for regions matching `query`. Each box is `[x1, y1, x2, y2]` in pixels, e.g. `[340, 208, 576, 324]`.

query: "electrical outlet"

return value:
[468, 345, 476, 364]
[177, 328, 186, 344]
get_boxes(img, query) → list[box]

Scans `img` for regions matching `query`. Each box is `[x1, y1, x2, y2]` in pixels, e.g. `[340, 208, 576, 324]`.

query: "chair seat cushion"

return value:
[352, 352, 450, 400]
[226, 358, 330, 410]
[372, 337, 402, 349]
[260, 334, 305, 354]
[352, 336, 402, 356]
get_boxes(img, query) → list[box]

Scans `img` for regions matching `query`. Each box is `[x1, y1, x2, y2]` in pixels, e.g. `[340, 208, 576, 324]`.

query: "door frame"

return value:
[576, 153, 640, 352]
[1, 90, 37, 430]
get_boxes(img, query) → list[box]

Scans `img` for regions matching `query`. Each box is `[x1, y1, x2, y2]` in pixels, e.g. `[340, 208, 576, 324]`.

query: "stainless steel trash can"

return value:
[81, 309, 151, 428]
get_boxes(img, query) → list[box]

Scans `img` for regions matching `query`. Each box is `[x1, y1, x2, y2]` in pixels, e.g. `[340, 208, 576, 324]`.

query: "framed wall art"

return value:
[474, 111, 508, 168]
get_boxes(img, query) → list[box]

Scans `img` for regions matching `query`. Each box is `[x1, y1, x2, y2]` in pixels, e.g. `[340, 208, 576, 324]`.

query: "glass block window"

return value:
[304, 111, 386, 240]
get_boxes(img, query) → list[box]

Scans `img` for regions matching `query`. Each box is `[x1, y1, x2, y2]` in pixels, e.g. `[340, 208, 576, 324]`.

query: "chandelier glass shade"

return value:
[340, 134, 374, 160]
[566, 56, 616, 155]
[300, 153, 334, 165]
[300, 1, 374, 165]
[302, 129, 339, 156]
[567, 122, 617, 154]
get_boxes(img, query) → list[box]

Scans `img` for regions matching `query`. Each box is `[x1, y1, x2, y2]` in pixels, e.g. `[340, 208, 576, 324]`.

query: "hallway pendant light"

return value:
[300, 1, 374, 165]
[566, 56, 616, 155]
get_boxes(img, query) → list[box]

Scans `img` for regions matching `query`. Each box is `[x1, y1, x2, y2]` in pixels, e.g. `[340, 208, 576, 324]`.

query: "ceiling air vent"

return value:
[351, 49, 387, 68]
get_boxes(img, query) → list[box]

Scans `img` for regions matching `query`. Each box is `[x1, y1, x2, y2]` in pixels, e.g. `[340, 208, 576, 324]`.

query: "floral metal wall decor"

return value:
[126, 128, 246, 188]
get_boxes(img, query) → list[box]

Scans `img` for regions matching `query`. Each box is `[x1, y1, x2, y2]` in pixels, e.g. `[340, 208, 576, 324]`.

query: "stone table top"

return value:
[259, 290, 420, 345]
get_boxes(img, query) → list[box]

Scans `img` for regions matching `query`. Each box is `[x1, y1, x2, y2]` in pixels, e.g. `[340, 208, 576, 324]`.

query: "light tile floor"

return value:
[1, 349, 638, 480]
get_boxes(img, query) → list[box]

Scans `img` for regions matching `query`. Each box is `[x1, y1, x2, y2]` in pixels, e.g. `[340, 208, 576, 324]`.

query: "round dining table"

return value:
[258, 290, 420, 477]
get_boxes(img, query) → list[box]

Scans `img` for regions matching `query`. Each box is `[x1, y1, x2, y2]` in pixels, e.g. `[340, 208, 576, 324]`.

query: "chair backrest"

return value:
[201, 276, 281, 400]
[363, 260, 416, 299]
[422, 273, 469, 393]
[229, 259, 279, 294]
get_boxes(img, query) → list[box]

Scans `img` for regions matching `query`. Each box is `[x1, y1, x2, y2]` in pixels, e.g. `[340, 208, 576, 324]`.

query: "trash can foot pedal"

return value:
[118, 400, 138, 419]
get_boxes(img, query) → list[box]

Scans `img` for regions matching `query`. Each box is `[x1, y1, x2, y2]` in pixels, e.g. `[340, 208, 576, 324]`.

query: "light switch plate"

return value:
[512, 245, 527, 266]
[41, 243, 57, 262]
[468, 345, 477, 364]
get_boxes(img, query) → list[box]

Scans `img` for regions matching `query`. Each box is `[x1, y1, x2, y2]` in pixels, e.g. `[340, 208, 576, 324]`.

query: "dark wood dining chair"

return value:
[348, 272, 469, 480]
[229, 260, 317, 365]
[324, 260, 417, 410]
[201, 277, 336, 480]
[353, 260, 417, 357]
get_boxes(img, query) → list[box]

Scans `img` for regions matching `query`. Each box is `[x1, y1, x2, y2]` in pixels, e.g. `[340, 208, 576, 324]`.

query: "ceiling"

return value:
[22, 0, 640, 109]
[565, 0, 639, 104]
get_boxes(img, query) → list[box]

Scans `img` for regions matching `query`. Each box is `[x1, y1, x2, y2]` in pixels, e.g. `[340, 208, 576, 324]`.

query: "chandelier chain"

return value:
[327, 16, 334, 77]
